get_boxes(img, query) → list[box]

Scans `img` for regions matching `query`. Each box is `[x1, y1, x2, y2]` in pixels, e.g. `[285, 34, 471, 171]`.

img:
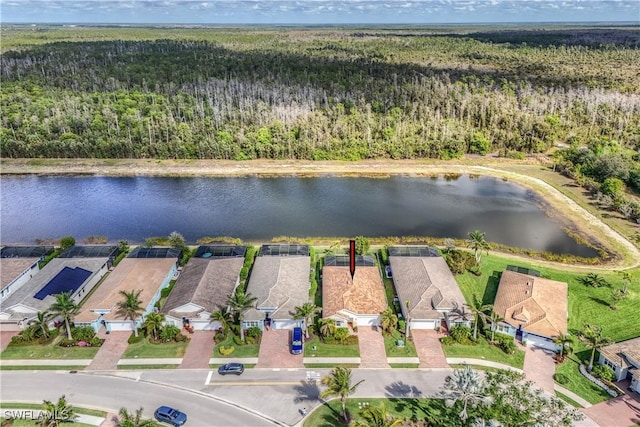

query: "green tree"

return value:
[293, 302, 320, 338]
[40, 395, 77, 427]
[48, 292, 80, 340]
[354, 236, 370, 255]
[226, 290, 258, 342]
[579, 273, 609, 288]
[616, 270, 632, 294]
[319, 318, 337, 338]
[117, 407, 156, 427]
[352, 402, 402, 427]
[467, 294, 492, 340]
[210, 306, 233, 335]
[440, 365, 488, 424]
[379, 307, 398, 336]
[320, 367, 365, 423]
[141, 312, 165, 340]
[58, 236, 75, 250]
[466, 230, 490, 263]
[600, 177, 625, 198]
[168, 231, 186, 249]
[610, 288, 627, 310]
[552, 333, 573, 360]
[334, 327, 349, 344]
[487, 310, 504, 343]
[28, 310, 51, 339]
[116, 290, 144, 337]
[118, 240, 130, 254]
[580, 324, 612, 372]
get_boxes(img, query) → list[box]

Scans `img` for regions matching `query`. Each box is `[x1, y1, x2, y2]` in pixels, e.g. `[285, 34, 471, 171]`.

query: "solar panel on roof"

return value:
[33, 267, 92, 300]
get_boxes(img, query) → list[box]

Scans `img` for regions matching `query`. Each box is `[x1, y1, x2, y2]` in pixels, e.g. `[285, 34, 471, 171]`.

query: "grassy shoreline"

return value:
[2, 158, 639, 269]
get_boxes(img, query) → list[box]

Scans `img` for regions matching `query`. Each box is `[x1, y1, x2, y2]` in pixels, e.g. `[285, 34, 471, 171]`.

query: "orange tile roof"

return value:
[75, 258, 176, 322]
[494, 270, 567, 338]
[322, 266, 388, 318]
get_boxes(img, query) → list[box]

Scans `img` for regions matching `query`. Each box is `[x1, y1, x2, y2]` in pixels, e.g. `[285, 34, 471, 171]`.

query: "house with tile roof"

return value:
[493, 269, 568, 351]
[162, 246, 246, 331]
[1, 246, 54, 300]
[322, 255, 387, 327]
[243, 245, 310, 331]
[598, 337, 640, 393]
[74, 247, 179, 332]
[388, 247, 468, 330]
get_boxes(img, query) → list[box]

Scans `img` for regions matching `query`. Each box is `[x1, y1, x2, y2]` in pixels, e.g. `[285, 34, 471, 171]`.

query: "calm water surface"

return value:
[0, 175, 596, 257]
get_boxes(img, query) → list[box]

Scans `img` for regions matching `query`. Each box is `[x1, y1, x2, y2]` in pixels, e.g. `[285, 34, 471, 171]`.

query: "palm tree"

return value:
[552, 333, 573, 360]
[141, 312, 165, 340]
[227, 290, 258, 342]
[320, 367, 365, 423]
[466, 230, 491, 263]
[579, 273, 609, 288]
[319, 318, 337, 338]
[28, 311, 51, 340]
[116, 290, 144, 337]
[48, 292, 80, 340]
[352, 402, 401, 427]
[487, 310, 504, 343]
[610, 288, 626, 310]
[210, 306, 233, 335]
[467, 294, 493, 340]
[440, 365, 488, 424]
[580, 324, 612, 371]
[293, 302, 320, 338]
[40, 395, 76, 427]
[117, 407, 156, 427]
[616, 270, 632, 294]
[379, 307, 398, 336]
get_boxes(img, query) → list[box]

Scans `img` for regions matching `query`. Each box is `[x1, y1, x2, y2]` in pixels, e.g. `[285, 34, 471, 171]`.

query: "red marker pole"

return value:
[349, 240, 356, 280]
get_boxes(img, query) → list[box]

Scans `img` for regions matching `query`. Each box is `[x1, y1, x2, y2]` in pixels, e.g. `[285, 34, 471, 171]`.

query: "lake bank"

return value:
[2, 158, 638, 270]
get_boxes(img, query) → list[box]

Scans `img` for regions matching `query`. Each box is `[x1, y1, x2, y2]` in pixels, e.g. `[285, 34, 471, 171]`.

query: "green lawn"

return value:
[0, 419, 94, 427]
[122, 338, 188, 358]
[303, 398, 453, 427]
[0, 403, 106, 417]
[384, 334, 417, 358]
[441, 336, 525, 369]
[1, 340, 100, 360]
[554, 346, 610, 404]
[388, 363, 420, 368]
[212, 335, 260, 358]
[303, 336, 360, 357]
[303, 363, 359, 369]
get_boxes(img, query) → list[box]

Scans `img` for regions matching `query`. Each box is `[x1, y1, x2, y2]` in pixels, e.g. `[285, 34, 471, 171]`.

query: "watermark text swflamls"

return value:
[3, 409, 70, 420]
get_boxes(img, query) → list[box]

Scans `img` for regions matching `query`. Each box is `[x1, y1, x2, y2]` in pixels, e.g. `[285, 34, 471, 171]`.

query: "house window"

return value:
[603, 358, 616, 370]
[244, 321, 260, 328]
[496, 324, 510, 334]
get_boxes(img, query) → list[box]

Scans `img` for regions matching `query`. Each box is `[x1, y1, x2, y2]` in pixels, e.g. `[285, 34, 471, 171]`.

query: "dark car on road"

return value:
[154, 406, 187, 426]
[217, 362, 245, 375]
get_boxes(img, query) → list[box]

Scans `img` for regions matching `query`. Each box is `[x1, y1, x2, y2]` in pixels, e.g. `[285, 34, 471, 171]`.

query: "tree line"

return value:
[1, 28, 639, 161]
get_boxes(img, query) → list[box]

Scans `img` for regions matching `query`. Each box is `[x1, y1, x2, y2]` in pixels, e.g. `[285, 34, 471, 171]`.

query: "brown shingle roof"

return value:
[1, 258, 39, 291]
[322, 265, 387, 318]
[494, 270, 567, 338]
[599, 337, 640, 369]
[389, 256, 466, 320]
[75, 258, 176, 322]
[162, 257, 243, 317]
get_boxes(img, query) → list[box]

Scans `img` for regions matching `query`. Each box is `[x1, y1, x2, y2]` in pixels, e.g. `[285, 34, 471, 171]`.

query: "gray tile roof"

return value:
[389, 256, 466, 320]
[1, 258, 39, 292]
[162, 257, 244, 317]
[0, 257, 108, 316]
[244, 256, 310, 321]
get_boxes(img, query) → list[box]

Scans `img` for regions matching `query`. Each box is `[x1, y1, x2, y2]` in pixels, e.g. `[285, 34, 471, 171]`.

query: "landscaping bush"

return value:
[444, 249, 477, 275]
[214, 331, 226, 343]
[240, 266, 249, 281]
[592, 365, 615, 382]
[159, 325, 181, 342]
[232, 335, 243, 346]
[160, 281, 176, 298]
[309, 276, 318, 299]
[71, 326, 96, 342]
[441, 336, 455, 346]
[398, 320, 406, 334]
[219, 345, 235, 356]
[174, 333, 189, 343]
[89, 337, 103, 347]
[554, 373, 569, 385]
[495, 334, 516, 354]
[246, 326, 262, 338]
[128, 334, 144, 344]
[58, 338, 76, 347]
[378, 248, 389, 266]
[245, 336, 255, 344]
[449, 325, 472, 344]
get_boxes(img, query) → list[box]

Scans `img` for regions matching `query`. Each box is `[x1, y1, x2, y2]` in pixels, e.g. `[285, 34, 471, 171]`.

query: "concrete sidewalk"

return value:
[0, 408, 105, 426]
[554, 384, 592, 408]
[117, 358, 182, 366]
[210, 357, 259, 365]
[446, 357, 524, 373]
[0, 359, 92, 366]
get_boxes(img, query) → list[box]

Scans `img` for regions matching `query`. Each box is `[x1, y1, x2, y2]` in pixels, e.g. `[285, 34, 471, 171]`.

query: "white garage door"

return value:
[107, 321, 133, 331]
[356, 316, 380, 327]
[273, 319, 299, 330]
[410, 319, 437, 330]
[526, 334, 558, 351]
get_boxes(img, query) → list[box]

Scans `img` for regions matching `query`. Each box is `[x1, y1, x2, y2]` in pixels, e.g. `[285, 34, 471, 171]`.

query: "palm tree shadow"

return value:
[589, 296, 610, 306]
[293, 380, 321, 403]
[385, 381, 423, 398]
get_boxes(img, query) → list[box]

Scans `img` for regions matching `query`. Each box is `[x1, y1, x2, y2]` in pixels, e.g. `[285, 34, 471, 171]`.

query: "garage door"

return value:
[410, 319, 436, 330]
[107, 321, 133, 331]
[356, 316, 380, 327]
[273, 319, 299, 330]
[526, 334, 558, 351]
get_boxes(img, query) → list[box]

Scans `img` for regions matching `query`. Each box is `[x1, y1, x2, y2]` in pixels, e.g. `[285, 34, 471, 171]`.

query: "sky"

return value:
[2, 0, 639, 25]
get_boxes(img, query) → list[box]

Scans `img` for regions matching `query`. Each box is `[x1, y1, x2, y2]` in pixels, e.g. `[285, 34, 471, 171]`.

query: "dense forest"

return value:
[1, 25, 639, 162]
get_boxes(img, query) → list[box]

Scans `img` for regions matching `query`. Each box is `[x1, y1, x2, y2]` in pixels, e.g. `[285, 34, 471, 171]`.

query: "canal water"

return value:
[0, 175, 597, 257]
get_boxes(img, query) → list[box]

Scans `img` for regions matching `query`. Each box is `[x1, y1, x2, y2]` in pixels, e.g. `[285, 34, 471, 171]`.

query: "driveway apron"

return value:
[357, 326, 389, 368]
[523, 345, 556, 394]
[411, 329, 449, 368]
[179, 330, 214, 369]
[86, 331, 130, 370]
[581, 391, 640, 427]
[256, 329, 304, 369]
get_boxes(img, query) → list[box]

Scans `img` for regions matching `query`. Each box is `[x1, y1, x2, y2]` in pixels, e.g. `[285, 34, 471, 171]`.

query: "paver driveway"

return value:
[411, 329, 449, 368]
[256, 329, 303, 369]
[86, 331, 129, 370]
[523, 345, 556, 394]
[0, 331, 17, 353]
[582, 389, 640, 427]
[358, 326, 389, 368]
[180, 330, 214, 369]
